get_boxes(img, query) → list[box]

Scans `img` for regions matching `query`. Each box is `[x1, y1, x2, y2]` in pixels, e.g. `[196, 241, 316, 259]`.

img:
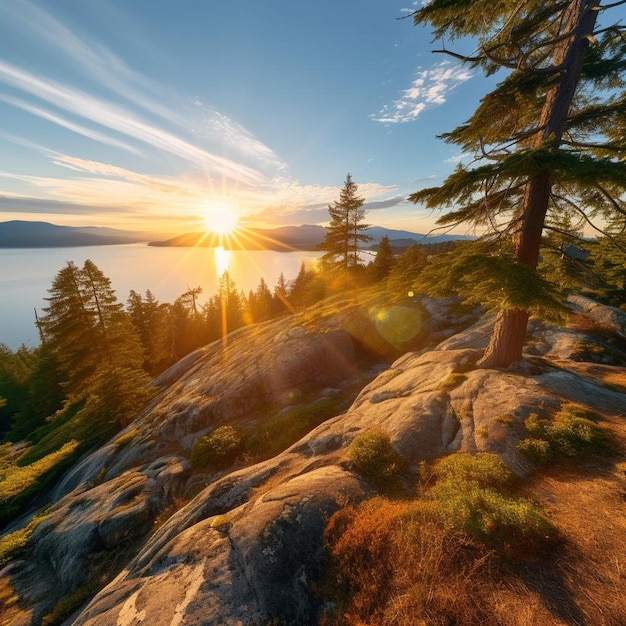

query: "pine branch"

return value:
[551, 191, 626, 251]
[432, 48, 483, 64]
[598, 0, 626, 10]
[560, 138, 624, 150]
[596, 183, 626, 218]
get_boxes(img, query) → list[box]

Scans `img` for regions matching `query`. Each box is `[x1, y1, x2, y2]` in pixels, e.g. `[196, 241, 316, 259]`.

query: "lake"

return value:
[0, 244, 324, 350]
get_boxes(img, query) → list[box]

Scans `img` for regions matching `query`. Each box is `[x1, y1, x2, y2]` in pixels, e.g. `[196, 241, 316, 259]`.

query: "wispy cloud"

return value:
[0, 1, 285, 186]
[372, 61, 472, 124]
[0, 3, 402, 233]
[189, 99, 287, 172]
[2, 154, 401, 231]
[0, 94, 141, 155]
[0, 0, 181, 125]
[243, 180, 402, 226]
[0, 59, 267, 185]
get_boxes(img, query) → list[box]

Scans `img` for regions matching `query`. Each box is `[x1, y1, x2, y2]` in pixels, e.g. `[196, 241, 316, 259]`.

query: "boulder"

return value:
[3, 297, 624, 625]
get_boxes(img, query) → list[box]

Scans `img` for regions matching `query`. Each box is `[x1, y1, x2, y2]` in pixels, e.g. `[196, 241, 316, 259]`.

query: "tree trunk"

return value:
[479, 0, 599, 369]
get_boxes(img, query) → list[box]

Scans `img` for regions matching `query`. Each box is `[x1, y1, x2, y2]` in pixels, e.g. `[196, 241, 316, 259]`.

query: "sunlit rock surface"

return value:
[1, 295, 624, 625]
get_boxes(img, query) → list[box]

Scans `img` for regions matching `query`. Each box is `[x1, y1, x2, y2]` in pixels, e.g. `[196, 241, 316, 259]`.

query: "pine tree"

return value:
[41, 260, 152, 427]
[247, 278, 274, 322]
[370, 235, 396, 281]
[273, 272, 291, 313]
[410, 0, 626, 367]
[320, 174, 371, 269]
[127, 289, 170, 374]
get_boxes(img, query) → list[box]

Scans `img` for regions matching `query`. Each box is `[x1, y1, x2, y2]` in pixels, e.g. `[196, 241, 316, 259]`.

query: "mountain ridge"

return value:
[0, 220, 473, 250]
[148, 223, 473, 250]
[0, 220, 158, 248]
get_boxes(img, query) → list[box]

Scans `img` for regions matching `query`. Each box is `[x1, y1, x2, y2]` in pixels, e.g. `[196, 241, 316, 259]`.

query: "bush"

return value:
[323, 452, 557, 625]
[323, 497, 424, 624]
[429, 453, 553, 547]
[190, 425, 243, 470]
[0, 508, 52, 567]
[347, 429, 408, 491]
[517, 404, 609, 463]
[430, 451, 513, 490]
[441, 373, 468, 389]
[244, 397, 343, 460]
[516, 437, 552, 463]
[0, 441, 79, 525]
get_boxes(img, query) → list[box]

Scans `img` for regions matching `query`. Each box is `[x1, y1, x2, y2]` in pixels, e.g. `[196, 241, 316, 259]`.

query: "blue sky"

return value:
[0, 0, 491, 235]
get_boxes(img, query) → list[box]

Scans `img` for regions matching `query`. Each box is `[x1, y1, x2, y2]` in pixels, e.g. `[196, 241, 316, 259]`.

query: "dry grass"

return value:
[0, 577, 31, 625]
[519, 457, 626, 626]
[324, 413, 626, 626]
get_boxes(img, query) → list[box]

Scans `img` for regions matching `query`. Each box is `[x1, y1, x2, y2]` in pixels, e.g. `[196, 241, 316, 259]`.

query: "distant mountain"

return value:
[366, 226, 473, 246]
[0, 221, 159, 248]
[149, 224, 328, 250]
[0, 220, 473, 250]
[149, 224, 473, 250]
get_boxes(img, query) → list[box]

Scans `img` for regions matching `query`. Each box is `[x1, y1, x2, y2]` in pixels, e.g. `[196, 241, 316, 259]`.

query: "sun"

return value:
[203, 204, 239, 235]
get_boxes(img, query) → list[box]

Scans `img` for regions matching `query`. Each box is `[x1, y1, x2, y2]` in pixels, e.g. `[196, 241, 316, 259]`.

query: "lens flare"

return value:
[215, 245, 229, 275]
[370, 305, 422, 348]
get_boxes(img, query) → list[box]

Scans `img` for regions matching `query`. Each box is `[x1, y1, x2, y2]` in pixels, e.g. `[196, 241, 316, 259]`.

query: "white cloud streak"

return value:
[0, 1, 286, 185]
[0, 94, 141, 155]
[0, 59, 266, 185]
[372, 62, 472, 124]
[0, 0, 182, 125]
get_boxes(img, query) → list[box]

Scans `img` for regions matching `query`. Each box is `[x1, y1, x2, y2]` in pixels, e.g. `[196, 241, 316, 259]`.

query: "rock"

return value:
[71, 466, 366, 626]
[568, 295, 626, 339]
[3, 296, 625, 625]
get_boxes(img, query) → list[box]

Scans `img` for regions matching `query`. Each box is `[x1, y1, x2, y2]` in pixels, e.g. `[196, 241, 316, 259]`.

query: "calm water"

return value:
[0, 244, 324, 350]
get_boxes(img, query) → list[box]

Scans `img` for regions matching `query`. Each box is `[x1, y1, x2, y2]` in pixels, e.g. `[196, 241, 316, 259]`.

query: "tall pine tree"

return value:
[410, 0, 626, 367]
[320, 174, 371, 269]
[41, 260, 151, 427]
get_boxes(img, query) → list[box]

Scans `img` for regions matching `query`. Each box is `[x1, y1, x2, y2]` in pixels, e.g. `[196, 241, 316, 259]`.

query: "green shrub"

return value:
[432, 482, 552, 545]
[518, 404, 609, 463]
[0, 508, 52, 567]
[429, 453, 553, 547]
[516, 437, 552, 463]
[113, 428, 139, 449]
[244, 397, 343, 460]
[348, 429, 408, 491]
[441, 373, 467, 389]
[430, 452, 513, 490]
[190, 425, 243, 470]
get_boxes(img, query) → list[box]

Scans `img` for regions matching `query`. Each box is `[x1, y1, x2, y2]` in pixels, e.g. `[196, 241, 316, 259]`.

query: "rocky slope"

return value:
[1, 294, 625, 625]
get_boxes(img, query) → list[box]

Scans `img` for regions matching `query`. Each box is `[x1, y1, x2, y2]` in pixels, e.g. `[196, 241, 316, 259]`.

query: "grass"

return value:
[41, 581, 101, 626]
[113, 428, 140, 449]
[323, 454, 558, 625]
[347, 429, 409, 493]
[0, 441, 79, 525]
[441, 372, 467, 389]
[517, 403, 610, 463]
[1, 400, 127, 526]
[243, 396, 346, 461]
[210, 514, 232, 530]
[18, 401, 119, 467]
[0, 508, 52, 567]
